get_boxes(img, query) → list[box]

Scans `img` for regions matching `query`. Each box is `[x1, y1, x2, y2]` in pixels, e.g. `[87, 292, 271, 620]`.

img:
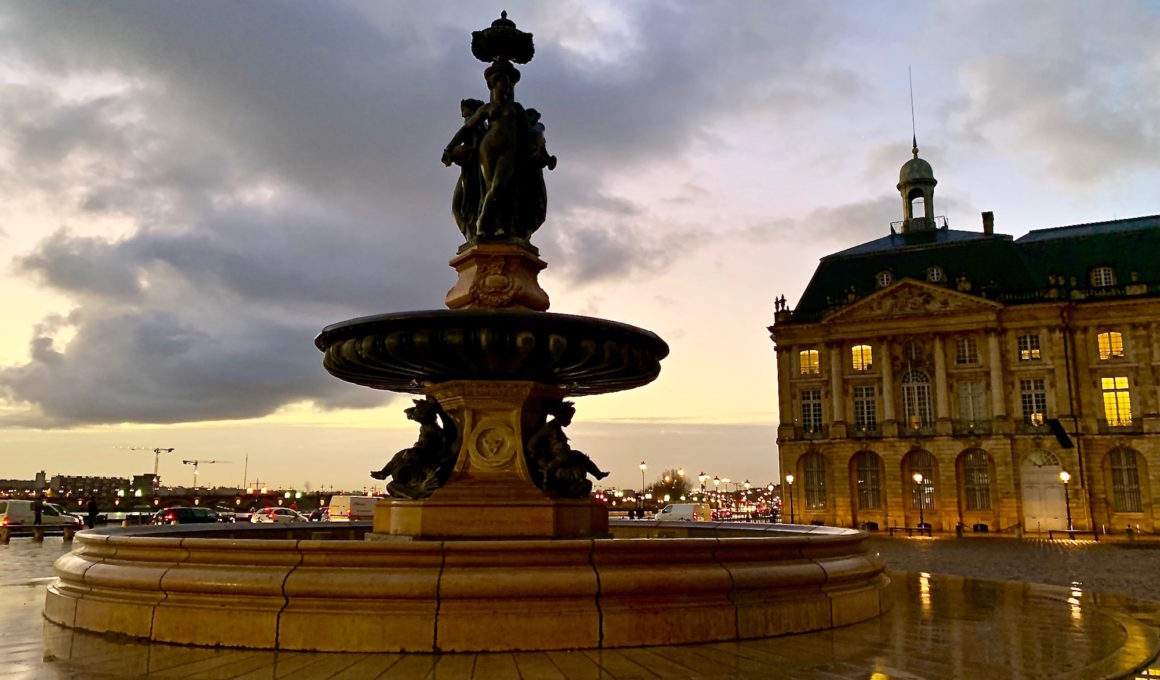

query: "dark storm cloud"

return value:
[0, 1, 855, 426]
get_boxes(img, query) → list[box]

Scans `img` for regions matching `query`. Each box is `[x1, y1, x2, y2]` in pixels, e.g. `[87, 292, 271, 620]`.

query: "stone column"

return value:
[829, 343, 845, 423]
[776, 347, 793, 423]
[988, 332, 1006, 417]
[828, 343, 847, 438]
[881, 338, 896, 422]
[933, 336, 950, 417]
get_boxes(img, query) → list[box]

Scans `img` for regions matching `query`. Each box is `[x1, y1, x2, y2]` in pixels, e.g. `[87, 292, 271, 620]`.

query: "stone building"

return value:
[770, 146, 1160, 534]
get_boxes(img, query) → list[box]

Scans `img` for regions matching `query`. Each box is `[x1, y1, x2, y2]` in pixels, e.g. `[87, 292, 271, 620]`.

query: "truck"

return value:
[325, 495, 379, 522]
[654, 503, 712, 522]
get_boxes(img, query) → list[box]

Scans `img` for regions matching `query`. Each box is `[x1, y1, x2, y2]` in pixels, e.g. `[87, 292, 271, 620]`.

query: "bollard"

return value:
[32, 526, 45, 543]
[1127, 525, 1136, 542]
[63, 525, 75, 542]
[1014, 525, 1024, 540]
[955, 523, 964, 538]
[0, 527, 9, 544]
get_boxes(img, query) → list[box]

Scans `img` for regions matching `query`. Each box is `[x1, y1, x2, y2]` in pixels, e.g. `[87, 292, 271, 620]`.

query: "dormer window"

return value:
[876, 271, 894, 288]
[927, 266, 944, 283]
[1091, 266, 1115, 288]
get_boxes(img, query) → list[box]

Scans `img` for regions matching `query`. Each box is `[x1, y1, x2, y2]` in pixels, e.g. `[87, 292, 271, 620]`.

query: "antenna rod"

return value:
[909, 66, 918, 157]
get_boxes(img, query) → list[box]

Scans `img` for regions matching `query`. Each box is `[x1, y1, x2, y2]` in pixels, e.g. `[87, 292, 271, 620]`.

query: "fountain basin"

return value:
[315, 310, 669, 396]
[45, 522, 888, 652]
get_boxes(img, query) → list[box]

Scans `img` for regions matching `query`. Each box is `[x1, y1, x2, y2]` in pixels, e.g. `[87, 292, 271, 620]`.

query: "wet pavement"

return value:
[2, 536, 1160, 678]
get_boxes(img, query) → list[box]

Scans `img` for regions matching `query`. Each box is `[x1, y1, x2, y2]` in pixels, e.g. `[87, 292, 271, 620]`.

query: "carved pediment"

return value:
[823, 279, 1001, 324]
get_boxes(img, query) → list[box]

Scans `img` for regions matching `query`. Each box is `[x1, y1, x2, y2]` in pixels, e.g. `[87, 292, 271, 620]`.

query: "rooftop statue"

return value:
[442, 12, 555, 247]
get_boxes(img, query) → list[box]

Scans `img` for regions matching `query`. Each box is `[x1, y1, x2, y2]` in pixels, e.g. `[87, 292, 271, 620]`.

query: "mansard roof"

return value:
[788, 214, 1160, 323]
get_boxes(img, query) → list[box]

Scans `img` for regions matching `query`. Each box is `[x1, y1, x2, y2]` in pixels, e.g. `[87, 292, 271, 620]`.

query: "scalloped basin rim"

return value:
[314, 308, 670, 396]
[315, 309, 669, 355]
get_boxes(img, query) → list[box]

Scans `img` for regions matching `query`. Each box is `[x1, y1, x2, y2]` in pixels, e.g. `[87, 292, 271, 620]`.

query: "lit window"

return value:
[853, 451, 882, 510]
[1091, 266, 1115, 287]
[853, 386, 877, 431]
[801, 389, 823, 432]
[799, 349, 820, 375]
[902, 371, 934, 429]
[803, 452, 827, 509]
[957, 381, 986, 423]
[1020, 379, 1047, 426]
[1018, 334, 1041, 361]
[1108, 448, 1142, 512]
[927, 266, 944, 283]
[955, 337, 979, 365]
[1102, 376, 1132, 426]
[851, 344, 873, 371]
[961, 449, 992, 511]
[876, 271, 894, 288]
[1097, 331, 1124, 360]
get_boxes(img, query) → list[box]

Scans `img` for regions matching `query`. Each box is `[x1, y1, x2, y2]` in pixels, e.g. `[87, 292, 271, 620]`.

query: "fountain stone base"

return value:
[373, 379, 609, 539]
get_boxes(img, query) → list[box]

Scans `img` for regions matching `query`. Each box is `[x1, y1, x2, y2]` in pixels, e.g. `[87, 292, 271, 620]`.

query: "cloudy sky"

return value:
[1, 1, 1158, 492]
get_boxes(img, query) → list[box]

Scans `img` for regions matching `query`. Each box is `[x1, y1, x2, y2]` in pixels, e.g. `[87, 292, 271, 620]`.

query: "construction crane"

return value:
[182, 459, 230, 489]
[129, 447, 176, 477]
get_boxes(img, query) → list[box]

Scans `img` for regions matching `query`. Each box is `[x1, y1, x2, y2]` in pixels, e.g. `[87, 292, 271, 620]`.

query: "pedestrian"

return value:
[33, 495, 43, 526]
[86, 497, 99, 529]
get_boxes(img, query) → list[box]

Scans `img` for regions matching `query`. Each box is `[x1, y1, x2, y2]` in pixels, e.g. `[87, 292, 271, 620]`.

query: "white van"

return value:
[0, 500, 83, 529]
[655, 503, 712, 522]
[325, 495, 379, 522]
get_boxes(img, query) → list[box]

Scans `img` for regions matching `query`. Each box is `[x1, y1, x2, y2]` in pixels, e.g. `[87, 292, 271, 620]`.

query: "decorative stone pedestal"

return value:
[445, 243, 550, 311]
[372, 380, 609, 539]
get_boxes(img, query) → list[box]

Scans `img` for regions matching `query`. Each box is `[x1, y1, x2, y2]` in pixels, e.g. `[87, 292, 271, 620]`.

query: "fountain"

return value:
[45, 13, 887, 653]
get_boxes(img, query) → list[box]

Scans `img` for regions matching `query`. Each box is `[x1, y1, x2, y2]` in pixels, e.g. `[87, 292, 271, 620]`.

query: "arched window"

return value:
[803, 452, 827, 510]
[851, 344, 873, 371]
[1091, 266, 1115, 287]
[960, 449, 992, 511]
[955, 337, 979, 365]
[853, 451, 882, 510]
[1109, 448, 1142, 513]
[910, 194, 926, 220]
[1097, 331, 1124, 360]
[902, 371, 934, 429]
[906, 449, 935, 510]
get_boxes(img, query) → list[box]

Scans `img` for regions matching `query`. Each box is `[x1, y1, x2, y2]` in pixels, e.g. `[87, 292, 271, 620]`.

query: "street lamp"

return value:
[1060, 470, 1073, 531]
[784, 474, 795, 524]
[639, 461, 647, 509]
[912, 472, 925, 530]
[699, 471, 707, 492]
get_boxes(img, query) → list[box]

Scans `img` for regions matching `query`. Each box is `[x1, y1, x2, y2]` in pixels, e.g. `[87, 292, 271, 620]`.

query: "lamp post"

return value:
[1060, 470, 1073, 531]
[785, 474, 795, 524]
[639, 461, 647, 510]
[912, 472, 925, 530]
[698, 471, 707, 493]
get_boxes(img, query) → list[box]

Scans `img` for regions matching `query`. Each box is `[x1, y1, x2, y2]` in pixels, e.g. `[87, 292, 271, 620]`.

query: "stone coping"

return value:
[18, 572, 1160, 679]
[46, 521, 886, 653]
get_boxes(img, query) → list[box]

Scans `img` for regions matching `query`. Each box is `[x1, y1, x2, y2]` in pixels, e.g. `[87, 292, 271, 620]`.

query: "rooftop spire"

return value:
[909, 66, 918, 158]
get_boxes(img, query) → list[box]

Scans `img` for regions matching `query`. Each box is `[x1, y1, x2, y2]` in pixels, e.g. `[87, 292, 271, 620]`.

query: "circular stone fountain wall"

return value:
[45, 522, 887, 652]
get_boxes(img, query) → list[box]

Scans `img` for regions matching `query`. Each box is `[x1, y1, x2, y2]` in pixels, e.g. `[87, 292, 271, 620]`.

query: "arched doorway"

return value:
[1020, 450, 1067, 532]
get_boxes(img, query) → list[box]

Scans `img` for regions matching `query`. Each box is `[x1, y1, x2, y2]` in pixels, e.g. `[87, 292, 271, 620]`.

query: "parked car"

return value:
[0, 500, 82, 529]
[325, 495, 378, 522]
[250, 507, 307, 524]
[151, 507, 223, 525]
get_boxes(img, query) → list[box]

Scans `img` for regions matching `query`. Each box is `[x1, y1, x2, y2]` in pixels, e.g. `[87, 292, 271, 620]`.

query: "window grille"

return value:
[803, 452, 827, 509]
[801, 389, 823, 432]
[853, 451, 882, 510]
[1018, 334, 1041, 361]
[1109, 448, 1142, 513]
[961, 449, 991, 511]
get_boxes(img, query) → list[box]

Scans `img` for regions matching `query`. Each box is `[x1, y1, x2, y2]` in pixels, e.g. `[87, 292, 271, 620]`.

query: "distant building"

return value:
[771, 144, 1160, 533]
[50, 475, 129, 496]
